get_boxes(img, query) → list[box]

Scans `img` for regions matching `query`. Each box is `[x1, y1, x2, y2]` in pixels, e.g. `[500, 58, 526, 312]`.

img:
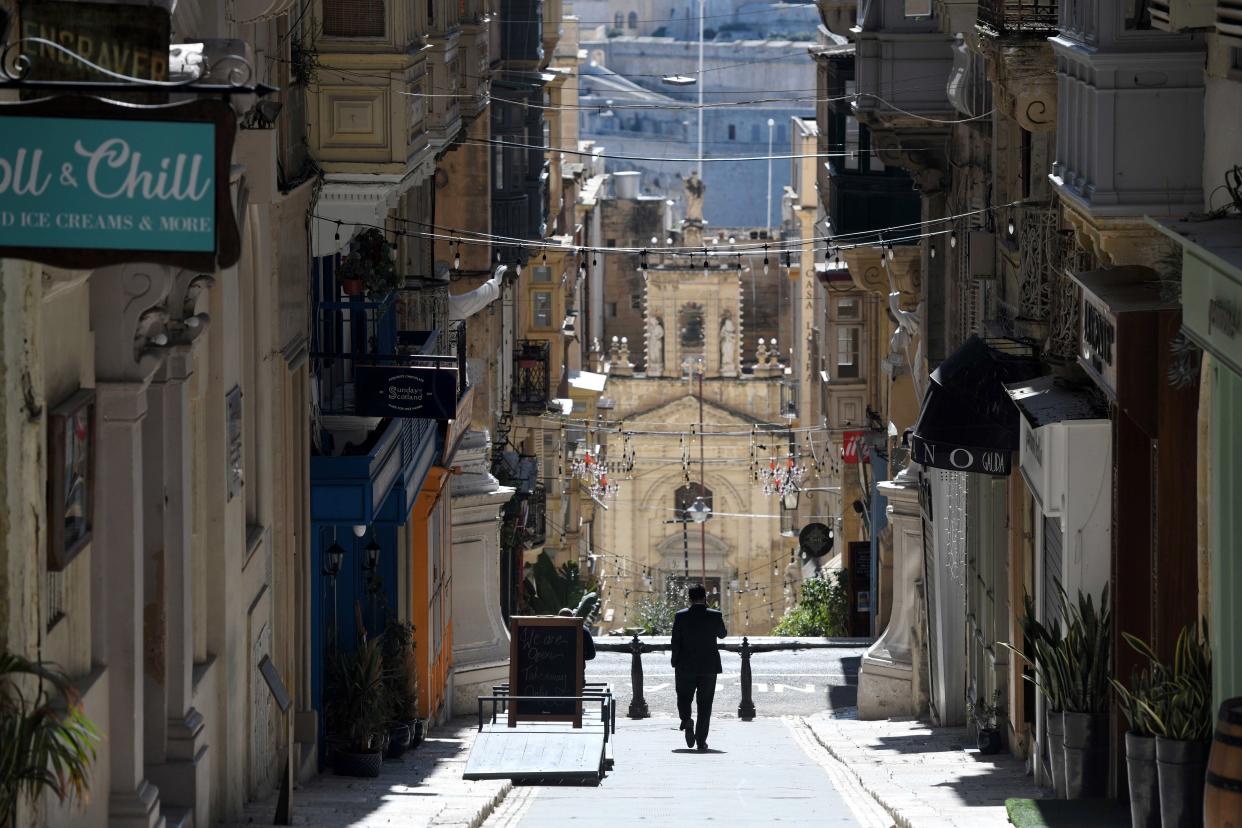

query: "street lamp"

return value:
[780, 484, 800, 512]
[766, 118, 776, 237]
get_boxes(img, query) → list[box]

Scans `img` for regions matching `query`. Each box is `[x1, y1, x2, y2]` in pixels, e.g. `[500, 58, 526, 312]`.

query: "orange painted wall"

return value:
[410, 466, 454, 721]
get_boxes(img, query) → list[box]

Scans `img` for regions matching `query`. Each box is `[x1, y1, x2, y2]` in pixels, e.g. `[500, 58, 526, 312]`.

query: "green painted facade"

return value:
[1211, 361, 1242, 709]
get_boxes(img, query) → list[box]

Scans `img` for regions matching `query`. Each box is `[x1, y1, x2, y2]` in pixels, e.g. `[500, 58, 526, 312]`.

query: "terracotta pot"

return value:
[341, 277, 365, 296]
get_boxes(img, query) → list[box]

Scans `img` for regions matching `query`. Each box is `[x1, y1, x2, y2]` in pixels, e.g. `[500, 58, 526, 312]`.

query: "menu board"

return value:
[508, 616, 584, 728]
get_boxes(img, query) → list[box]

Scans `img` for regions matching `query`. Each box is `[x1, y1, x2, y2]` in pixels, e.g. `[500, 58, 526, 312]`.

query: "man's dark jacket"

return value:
[670, 604, 727, 674]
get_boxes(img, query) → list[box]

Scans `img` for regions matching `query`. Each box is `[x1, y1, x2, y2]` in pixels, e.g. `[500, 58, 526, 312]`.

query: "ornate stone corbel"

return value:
[166, 271, 215, 347]
[92, 264, 177, 384]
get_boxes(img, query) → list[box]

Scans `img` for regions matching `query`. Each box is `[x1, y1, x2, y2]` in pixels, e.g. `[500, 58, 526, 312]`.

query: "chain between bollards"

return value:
[627, 634, 650, 719]
[737, 636, 756, 720]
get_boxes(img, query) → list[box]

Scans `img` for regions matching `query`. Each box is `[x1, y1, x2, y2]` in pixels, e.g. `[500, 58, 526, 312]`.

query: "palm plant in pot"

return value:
[381, 618, 420, 759]
[325, 616, 393, 777]
[1, 653, 100, 828]
[1122, 622, 1212, 828]
[1112, 656, 1164, 828]
[1056, 583, 1111, 800]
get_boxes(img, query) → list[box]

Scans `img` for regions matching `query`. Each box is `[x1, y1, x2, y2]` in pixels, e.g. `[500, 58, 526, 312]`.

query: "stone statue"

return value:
[755, 337, 768, 368]
[646, 316, 664, 375]
[888, 289, 926, 402]
[685, 171, 705, 223]
[618, 336, 632, 367]
[767, 337, 781, 368]
[719, 315, 738, 376]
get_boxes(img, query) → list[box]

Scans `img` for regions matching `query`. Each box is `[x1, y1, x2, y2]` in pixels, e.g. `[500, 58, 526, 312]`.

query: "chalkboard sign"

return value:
[848, 541, 872, 637]
[508, 616, 584, 728]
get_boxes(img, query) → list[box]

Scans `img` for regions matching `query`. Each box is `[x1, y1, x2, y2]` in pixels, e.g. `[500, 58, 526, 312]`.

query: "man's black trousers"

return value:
[675, 670, 717, 745]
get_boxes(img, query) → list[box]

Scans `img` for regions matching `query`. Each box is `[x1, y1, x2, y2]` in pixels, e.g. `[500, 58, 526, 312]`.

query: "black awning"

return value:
[911, 336, 1043, 476]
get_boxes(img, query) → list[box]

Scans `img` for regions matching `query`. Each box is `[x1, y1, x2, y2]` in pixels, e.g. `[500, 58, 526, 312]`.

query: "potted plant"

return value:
[336, 228, 399, 299]
[966, 688, 1005, 755]
[1056, 584, 1111, 800]
[1123, 622, 1212, 828]
[325, 614, 392, 778]
[0, 653, 100, 828]
[1004, 595, 1068, 798]
[382, 618, 421, 755]
[1112, 655, 1164, 828]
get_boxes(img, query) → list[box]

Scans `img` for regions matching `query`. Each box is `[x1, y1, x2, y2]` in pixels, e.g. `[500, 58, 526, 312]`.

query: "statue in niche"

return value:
[684, 171, 705, 223]
[646, 316, 664, 374]
[719, 315, 738, 376]
[755, 337, 769, 368]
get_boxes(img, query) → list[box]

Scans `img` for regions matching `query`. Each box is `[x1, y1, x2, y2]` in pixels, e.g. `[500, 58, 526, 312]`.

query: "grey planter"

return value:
[1155, 735, 1209, 828]
[1046, 711, 1068, 799]
[1062, 712, 1108, 799]
[1125, 731, 1159, 828]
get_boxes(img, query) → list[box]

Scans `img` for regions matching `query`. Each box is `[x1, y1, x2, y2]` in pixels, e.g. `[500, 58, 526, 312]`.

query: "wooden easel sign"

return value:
[507, 616, 584, 728]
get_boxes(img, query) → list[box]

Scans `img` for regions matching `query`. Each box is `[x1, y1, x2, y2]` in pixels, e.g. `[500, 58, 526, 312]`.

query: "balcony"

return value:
[1049, 27, 1204, 221]
[427, 11, 463, 149]
[977, 0, 1058, 36]
[523, 484, 547, 546]
[513, 340, 552, 414]
[459, 20, 491, 120]
[850, 0, 955, 124]
[313, 290, 468, 421]
[501, 0, 544, 66]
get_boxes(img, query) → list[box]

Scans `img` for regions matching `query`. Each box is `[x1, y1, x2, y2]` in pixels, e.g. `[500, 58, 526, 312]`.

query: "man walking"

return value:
[671, 584, 727, 751]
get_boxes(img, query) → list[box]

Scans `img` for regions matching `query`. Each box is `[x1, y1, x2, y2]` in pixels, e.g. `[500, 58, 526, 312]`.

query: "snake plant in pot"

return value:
[1055, 583, 1111, 800]
[1003, 594, 1068, 798]
[1112, 655, 1165, 828]
[1121, 622, 1212, 828]
[381, 618, 420, 758]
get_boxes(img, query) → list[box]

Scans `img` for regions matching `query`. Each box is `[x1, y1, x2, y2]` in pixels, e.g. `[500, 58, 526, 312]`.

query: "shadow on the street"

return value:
[876, 732, 967, 753]
[670, 748, 727, 754]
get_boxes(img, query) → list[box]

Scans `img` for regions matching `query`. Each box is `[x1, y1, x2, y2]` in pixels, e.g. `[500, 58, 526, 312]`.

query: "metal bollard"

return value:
[627, 634, 650, 719]
[737, 636, 756, 720]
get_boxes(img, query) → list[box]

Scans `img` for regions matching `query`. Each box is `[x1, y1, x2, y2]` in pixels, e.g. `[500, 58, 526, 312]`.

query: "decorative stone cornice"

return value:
[1059, 200, 1175, 268]
[980, 39, 1057, 133]
[865, 126, 950, 195]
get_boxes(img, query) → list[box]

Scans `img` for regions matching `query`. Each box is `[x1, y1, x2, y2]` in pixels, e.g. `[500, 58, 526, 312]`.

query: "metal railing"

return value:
[596, 635, 868, 721]
[976, 0, 1059, 36]
[513, 339, 551, 413]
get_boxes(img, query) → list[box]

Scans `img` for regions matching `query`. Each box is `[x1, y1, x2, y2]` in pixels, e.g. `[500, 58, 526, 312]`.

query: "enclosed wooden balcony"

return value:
[976, 0, 1059, 36]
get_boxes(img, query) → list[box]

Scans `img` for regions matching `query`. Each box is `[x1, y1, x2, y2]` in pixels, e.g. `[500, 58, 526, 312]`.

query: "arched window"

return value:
[614, 12, 624, 28]
[628, 11, 638, 28]
[674, 483, 713, 521]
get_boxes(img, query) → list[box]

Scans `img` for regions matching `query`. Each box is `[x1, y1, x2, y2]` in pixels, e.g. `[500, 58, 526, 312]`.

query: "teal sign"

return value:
[0, 116, 214, 251]
[0, 97, 239, 270]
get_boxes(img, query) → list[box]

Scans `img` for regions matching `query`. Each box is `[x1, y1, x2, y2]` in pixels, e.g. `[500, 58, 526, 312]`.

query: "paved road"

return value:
[483, 718, 880, 827]
[584, 646, 865, 718]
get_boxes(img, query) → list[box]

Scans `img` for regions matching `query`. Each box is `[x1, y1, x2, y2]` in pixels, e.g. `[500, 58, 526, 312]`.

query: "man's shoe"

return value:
[683, 720, 696, 748]
[696, 741, 708, 752]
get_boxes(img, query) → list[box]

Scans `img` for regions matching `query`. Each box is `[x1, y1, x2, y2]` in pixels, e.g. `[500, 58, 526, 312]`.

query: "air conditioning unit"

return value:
[1219, 0, 1242, 39]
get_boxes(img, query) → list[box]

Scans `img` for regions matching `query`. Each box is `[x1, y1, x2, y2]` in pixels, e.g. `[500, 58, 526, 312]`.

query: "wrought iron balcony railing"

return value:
[513, 339, 551, 414]
[313, 290, 468, 418]
[976, 0, 1059, 36]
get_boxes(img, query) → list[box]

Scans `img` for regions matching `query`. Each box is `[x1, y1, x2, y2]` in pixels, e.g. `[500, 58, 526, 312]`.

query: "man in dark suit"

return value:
[671, 584, 727, 751]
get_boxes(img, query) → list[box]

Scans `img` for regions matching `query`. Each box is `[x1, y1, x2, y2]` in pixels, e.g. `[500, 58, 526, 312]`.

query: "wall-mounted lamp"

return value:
[324, 542, 346, 578]
[363, 538, 381, 572]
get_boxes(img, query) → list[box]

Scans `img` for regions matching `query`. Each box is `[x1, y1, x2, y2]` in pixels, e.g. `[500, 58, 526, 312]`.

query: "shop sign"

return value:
[841, 430, 866, 464]
[0, 96, 240, 270]
[1018, 417, 1049, 508]
[1080, 292, 1118, 393]
[909, 433, 1011, 476]
[799, 522, 835, 558]
[18, 1, 170, 85]
[354, 363, 459, 420]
